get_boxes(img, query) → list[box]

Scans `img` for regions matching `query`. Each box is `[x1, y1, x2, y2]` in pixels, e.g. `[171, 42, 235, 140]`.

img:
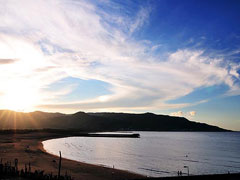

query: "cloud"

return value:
[0, 0, 239, 112]
[129, 6, 151, 34]
[188, 111, 196, 116]
[170, 111, 184, 117]
[170, 111, 196, 118]
[0, 59, 18, 65]
[151, 44, 162, 51]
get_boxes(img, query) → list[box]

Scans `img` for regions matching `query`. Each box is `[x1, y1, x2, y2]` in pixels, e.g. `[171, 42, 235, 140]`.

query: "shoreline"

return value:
[0, 130, 145, 180]
[39, 139, 142, 177]
[1, 130, 240, 180]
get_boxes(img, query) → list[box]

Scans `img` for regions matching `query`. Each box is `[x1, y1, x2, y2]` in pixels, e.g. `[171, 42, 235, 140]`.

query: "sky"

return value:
[0, 0, 240, 130]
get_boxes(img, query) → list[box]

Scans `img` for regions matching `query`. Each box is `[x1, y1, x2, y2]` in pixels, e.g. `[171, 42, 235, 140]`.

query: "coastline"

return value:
[1, 130, 239, 180]
[0, 130, 145, 180]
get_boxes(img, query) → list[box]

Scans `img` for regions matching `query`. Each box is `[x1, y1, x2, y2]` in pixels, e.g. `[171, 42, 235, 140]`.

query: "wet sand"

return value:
[0, 130, 145, 180]
[145, 173, 240, 180]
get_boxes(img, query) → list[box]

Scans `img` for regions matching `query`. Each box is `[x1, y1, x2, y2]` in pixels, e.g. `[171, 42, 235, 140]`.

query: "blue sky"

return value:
[0, 0, 239, 130]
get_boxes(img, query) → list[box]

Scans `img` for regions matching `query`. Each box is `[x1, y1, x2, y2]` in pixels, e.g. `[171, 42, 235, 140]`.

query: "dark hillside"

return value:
[0, 110, 228, 131]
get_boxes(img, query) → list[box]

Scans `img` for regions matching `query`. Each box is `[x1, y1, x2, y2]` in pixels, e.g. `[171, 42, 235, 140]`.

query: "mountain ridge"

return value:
[0, 110, 230, 131]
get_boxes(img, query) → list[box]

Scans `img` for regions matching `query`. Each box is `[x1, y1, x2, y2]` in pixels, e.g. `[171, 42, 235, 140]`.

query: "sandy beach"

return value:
[0, 130, 145, 180]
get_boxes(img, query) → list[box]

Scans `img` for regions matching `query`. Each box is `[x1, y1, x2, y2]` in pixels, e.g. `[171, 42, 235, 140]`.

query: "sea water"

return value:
[42, 132, 240, 177]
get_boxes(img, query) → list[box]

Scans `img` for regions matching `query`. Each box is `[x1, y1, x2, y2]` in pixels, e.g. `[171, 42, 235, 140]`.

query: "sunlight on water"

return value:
[43, 132, 240, 177]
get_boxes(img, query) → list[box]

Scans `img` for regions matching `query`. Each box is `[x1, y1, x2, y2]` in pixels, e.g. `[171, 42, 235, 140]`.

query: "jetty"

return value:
[86, 132, 140, 138]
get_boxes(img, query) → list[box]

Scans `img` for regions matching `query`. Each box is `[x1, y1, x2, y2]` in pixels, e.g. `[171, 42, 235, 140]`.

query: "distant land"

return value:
[0, 110, 229, 131]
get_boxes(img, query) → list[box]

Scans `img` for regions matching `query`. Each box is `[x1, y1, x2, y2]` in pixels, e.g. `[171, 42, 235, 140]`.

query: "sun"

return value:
[2, 82, 40, 112]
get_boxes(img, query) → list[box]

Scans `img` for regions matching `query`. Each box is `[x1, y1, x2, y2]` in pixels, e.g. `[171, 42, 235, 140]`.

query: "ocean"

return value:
[42, 132, 240, 177]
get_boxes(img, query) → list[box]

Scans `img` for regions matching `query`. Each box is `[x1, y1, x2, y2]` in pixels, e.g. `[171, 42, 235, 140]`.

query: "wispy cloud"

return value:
[170, 111, 196, 118]
[0, 0, 239, 112]
[170, 111, 184, 117]
[0, 59, 18, 65]
[189, 111, 196, 116]
[129, 6, 151, 34]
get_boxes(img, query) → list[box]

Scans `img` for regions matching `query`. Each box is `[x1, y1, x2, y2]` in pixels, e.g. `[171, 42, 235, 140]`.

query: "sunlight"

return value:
[98, 95, 110, 102]
[0, 35, 48, 112]
[1, 82, 40, 111]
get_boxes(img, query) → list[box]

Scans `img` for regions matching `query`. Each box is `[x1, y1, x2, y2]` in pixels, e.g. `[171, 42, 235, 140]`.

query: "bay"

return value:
[42, 132, 240, 177]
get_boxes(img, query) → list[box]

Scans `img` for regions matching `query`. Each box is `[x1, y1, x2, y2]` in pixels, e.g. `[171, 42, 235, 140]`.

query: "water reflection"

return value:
[43, 132, 240, 177]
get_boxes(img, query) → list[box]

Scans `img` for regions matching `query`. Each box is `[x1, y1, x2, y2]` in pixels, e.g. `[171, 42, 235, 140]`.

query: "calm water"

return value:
[42, 132, 240, 177]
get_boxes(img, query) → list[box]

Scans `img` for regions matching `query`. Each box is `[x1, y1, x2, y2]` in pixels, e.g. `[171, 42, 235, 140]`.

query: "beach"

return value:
[42, 131, 240, 177]
[0, 130, 145, 180]
[1, 130, 240, 180]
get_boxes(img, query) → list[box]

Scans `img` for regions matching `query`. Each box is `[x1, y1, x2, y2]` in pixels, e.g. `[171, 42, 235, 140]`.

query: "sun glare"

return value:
[2, 82, 40, 112]
[0, 35, 47, 112]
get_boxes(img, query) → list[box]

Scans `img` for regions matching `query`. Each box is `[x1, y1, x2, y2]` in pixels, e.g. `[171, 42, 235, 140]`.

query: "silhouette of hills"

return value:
[0, 110, 229, 131]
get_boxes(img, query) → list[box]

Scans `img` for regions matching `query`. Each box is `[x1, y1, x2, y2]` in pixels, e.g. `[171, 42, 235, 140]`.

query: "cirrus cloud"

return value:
[0, 0, 239, 113]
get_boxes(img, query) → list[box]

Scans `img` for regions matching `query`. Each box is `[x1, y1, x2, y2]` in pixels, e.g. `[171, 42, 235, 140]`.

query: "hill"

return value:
[0, 110, 228, 131]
